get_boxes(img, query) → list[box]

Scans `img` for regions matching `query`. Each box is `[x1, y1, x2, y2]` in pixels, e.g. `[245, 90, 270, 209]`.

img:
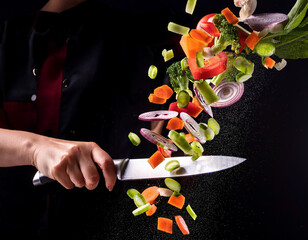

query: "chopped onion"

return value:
[180, 112, 206, 144]
[210, 80, 244, 108]
[274, 59, 287, 71]
[138, 110, 178, 121]
[140, 128, 178, 152]
[157, 187, 173, 197]
[193, 86, 213, 117]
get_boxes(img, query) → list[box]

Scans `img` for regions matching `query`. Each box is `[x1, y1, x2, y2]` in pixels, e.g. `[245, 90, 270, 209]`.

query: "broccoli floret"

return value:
[212, 14, 241, 55]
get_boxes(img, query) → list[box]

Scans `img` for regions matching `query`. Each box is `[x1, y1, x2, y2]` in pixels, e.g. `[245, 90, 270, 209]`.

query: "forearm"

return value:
[0, 128, 38, 167]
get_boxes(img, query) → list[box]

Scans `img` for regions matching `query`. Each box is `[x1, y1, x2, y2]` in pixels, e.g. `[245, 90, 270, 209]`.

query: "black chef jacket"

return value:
[0, 1, 178, 238]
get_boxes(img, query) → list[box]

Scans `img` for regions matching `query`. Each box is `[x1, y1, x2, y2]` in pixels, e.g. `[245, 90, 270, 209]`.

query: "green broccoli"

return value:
[212, 14, 241, 55]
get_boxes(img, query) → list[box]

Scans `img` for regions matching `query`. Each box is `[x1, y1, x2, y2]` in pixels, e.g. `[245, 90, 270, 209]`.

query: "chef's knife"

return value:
[33, 155, 246, 186]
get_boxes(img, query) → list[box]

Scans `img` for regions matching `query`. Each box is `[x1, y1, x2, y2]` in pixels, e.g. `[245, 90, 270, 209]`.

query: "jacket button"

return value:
[31, 94, 37, 102]
[63, 78, 70, 88]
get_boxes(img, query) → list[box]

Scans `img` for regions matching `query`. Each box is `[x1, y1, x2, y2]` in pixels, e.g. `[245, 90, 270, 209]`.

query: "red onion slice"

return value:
[180, 112, 206, 144]
[210, 80, 244, 108]
[138, 110, 178, 121]
[140, 128, 178, 152]
[243, 13, 288, 32]
[193, 85, 214, 117]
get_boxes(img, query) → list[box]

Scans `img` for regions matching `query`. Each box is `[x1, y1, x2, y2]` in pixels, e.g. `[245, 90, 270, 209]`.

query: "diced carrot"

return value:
[175, 216, 190, 235]
[142, 186, 160, 204]
[180, 34, 205, 59]
[192, 96, 203, 109]
[189, 29, 213, 46]
[153, 85, 174, 99]
[264, 57, 276, 69]
[146, 204, 157, 216]
[169, 102, 203, 118]
[245, 32, 260, 50]
[157, 217, 173, 234]
[168, 194, 185, 209]
[147, 151, 165, 169]
[157, 145, 172, 158]
[221, 7, 239, 25]
[166, 117, 184, 131]
[185, 133, 197, 143]
[148, 93, 167, 104]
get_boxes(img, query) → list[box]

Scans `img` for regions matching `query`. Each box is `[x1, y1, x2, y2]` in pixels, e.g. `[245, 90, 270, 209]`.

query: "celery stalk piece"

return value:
[128, 132, 141, 146]
[199, 123, 215, 141]
[208, 118, 220, 135]
[233, 56, 254, 75]
[133, 193, 147, 208]
[165, 160, 180, 172]
[165, 178, 181, 193]
[168, 130, 192, 154]
[236, 72, 252, 83]
[186, 0, 197, 15]
[167, 22, 190, 35]
[162, 49, 174, 62]
[132, 203, 151, 216]
[177, 90, 190, 108]
[190, 141, 204, 154]
[127, 189, 140, 199]
[195, 80, 220, 105]
[196, 50, 204, 68]
[148, 65, 158, 79]
[186, 204, 197, 220]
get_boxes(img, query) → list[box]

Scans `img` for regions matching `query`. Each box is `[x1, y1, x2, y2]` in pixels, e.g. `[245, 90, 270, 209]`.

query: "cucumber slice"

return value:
[255, 41, 275, 57]
[185, 0, 197, 15]
[167, 22, 190, 35]
[128, 132, 141, 146]
[186, 204, 197, 220]
[165, 160, 180, 172]
[127, 188, 140, 199]
[148, 65, 158, 79]
[132, 203, 151, 216]
[199, 123, 215, 141]
[165, 178, 181, 193]
[133, 193, 147, 208]
[208, 118, 220, 135]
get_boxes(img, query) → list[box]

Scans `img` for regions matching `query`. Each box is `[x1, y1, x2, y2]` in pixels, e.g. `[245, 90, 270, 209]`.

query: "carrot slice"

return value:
[189, 29, 213, 45]
[221, 7, 239, 25]
[166, 117, 184, 131]
[184, 133, 197, 143]
[157, 217, 173, 234]
[180, 34, 205, 59]
[148, 93, 167, 104]
[264, 57, 276, 69]
[245, 32, 260, 50]
[153, 85, 174, 99]
[146, 204, 157, 216]
[147, 151, 165, 169]
[175, 215, 190, 235]
[168, 194, 185, 209]
[142, 186, 160, 204]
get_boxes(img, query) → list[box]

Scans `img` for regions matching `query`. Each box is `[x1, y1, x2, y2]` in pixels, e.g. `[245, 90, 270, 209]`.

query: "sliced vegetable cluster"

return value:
[127, 178, 197, 235]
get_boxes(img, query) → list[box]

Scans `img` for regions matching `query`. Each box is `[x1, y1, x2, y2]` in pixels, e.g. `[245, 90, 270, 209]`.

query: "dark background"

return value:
[2, 0, 308, 239]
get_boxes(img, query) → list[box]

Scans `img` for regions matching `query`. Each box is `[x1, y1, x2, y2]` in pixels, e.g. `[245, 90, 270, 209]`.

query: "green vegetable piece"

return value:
[167, 22, 190, 35]
[185, 0, 197, 15]
[190, 141, 204, 154]
[186, 204, 197, 220]
[233, 56, 254, 75]
[180, 58, 188, 70]
[165, 178, 181, 193]
[191, 151, 201, 161]
[179, 132, 186, 138]
[133, 193, 147, 208]
[148, 65, 158, 79]
[208, 118, 220, 135]
[132, 203, 151, 216]
[128, 132, 141, 146]
[196, 50, 204, 68]
[162, 49, 174, 62]
[127, 188, 140, 199]
[199, 123, 215, 141]
[195, 80, 220, 105]
[177, 90, 190, 108]
[255, 41, 276, 57]
[236, 72, 252, 83]
[168, 130, 192, 154]
[165, 160, 181, 172]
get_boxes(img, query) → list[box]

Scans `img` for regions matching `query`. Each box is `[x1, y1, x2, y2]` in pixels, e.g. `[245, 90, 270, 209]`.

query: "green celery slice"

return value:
[208, 118, 220, 135]
[133, 193, 147, 208]
[128, 132, 141, 146]
[255, 41, 276, 57]
[186, 0, 197, 15]
[165, 160, 180, 172]
[177, 90, 190, 108]
[165, 178, 181, 193]
[186, 204, 197, 220]
[127, 188, 140, 199]
[162, 49, 174, 62]
[167, 22, 190, 35]
[190, 141, 204, 154]
[199, 123, 215, 141]
[168, 130, 192, 154]
[233, 56, 254, 75]
[236, 72, 252, 83]
[132, 203, 151, 216]
[196, 50, 204, 68]
[195, 80, 220, 105]
[148, 65, 158, 79]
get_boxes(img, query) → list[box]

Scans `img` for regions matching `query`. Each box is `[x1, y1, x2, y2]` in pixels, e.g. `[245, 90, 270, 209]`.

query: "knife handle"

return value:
[32, 158, 128, 186]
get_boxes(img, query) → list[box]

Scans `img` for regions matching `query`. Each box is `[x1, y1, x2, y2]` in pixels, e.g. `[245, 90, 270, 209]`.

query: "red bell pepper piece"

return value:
[168, 102, 203, 118]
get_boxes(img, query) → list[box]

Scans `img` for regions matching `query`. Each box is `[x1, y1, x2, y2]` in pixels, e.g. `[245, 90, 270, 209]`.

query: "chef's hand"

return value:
[32, 136, 117, 190]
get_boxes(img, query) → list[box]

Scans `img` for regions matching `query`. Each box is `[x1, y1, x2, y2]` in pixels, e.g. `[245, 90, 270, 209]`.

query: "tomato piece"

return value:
[196, 13, 216, 26]
[188, 52, 228, 80]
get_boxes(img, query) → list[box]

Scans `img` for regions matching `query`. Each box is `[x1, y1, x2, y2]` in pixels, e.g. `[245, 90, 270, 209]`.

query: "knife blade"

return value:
[32, 155, 246, 186]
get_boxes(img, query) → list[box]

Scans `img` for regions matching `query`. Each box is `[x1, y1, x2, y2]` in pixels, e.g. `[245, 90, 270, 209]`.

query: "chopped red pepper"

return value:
[169, 102, 203, 118]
